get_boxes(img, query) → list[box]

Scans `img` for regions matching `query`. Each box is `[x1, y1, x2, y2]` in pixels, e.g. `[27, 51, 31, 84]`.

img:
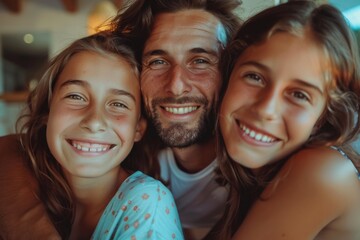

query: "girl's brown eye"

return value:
[243, 72, 264, 86]
[67, 94, 84, 101]
[292, 91, 310, 102]
[111, 102, 128, 109]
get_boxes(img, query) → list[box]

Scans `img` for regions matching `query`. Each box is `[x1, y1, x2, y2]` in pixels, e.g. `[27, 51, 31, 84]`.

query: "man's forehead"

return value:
[144, 9, 225, 53]
[153, 9, 220, 30]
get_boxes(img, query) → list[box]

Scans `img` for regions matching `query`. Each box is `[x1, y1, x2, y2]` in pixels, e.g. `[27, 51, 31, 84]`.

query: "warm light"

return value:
[29, 79, 38, 91]
[88, 1, 117, 35]
[23, 33, 34, 44]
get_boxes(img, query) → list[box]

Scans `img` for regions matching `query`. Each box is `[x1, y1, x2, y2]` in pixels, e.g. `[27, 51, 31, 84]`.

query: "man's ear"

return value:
[134, 117, 147, 142]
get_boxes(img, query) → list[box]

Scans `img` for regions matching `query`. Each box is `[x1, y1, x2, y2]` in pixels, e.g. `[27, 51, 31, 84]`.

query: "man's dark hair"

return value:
[111, 0, 242, 63]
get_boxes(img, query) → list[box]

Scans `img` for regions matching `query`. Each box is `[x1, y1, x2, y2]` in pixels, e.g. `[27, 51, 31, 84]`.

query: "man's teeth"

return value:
[72, 141, 111, 152]
[240, 124, 275, 143]
[164, 106, 198, 114]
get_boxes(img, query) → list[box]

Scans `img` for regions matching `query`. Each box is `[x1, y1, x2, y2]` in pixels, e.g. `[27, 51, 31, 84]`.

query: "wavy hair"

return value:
[16, 31, 141, 238]
[212, 1, 360, 239]
[111, 0, 243, 58]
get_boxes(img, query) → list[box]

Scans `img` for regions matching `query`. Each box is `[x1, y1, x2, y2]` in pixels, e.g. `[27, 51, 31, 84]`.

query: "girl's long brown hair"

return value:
[16, 31, 143, 238]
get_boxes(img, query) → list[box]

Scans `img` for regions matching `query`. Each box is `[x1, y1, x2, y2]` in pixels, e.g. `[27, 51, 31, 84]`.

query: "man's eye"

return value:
[188, 58, 212, 70]
[146, 59, 169, 70]
[149, 59, 166, 65]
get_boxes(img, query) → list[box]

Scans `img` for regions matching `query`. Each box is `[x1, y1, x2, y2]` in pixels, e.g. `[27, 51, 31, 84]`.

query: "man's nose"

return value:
[165, 65, 191, 96]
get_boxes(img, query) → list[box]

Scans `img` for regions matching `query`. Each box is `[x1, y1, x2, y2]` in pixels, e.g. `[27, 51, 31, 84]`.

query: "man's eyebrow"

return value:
[142, 49, 167, 59]
[239, 61, 324, 95]
[143, 48, 219, 59]
[190, 47, 219, 57]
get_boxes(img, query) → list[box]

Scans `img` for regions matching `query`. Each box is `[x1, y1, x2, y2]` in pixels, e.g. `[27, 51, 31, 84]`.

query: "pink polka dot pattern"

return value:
[91, 171, 184, 239]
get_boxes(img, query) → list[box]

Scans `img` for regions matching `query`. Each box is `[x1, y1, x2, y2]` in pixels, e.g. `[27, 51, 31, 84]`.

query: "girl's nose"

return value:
[80, 106, 107, 132]
[252, 89, 280, 121]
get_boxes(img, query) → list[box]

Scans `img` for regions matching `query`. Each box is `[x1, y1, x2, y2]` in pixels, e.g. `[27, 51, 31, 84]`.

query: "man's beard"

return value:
[146, 96, 216, 148]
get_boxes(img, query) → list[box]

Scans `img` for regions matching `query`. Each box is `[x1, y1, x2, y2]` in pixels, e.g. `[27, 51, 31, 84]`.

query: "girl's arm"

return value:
[0, 134, 60, 239]
[232, 147, 360, 240]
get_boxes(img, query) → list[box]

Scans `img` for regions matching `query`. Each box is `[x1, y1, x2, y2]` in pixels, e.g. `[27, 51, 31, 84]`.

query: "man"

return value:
[0, 0, 241, 239]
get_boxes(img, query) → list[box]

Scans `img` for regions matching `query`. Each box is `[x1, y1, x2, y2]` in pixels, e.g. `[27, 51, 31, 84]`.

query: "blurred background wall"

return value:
[0, 0, 119, 135]
[0, 0, 359, 152]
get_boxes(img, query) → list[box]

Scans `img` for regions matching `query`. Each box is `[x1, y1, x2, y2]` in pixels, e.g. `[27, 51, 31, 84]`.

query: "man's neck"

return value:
[171, 137, 216, 174]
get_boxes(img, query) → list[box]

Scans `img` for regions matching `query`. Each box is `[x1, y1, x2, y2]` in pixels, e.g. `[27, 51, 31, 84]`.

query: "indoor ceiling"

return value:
[0, 0, 77, 13]
[0, 0, 123, 13]
[0, 0, 124, 56]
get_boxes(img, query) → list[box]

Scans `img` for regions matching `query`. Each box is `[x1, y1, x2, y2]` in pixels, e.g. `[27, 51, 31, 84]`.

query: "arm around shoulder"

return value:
[232, 146, 360, 240]
[0, 134, 60, 239]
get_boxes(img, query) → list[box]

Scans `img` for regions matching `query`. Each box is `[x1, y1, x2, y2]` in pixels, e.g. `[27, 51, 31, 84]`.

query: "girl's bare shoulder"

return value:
[278, 146, 360, 207]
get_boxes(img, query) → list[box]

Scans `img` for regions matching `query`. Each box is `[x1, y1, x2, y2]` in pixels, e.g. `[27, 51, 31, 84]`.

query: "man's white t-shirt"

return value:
[158, 148, 229, 229]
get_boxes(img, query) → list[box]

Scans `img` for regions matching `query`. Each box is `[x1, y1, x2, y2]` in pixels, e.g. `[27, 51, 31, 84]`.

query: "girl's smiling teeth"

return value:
[70, 140, 115, 152]
[239, 123, 277, 143]
[164, 106, 199, 114]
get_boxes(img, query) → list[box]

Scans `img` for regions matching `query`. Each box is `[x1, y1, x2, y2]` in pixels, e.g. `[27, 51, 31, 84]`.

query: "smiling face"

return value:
[220, 32, 328, 169]
[46, 51, 145, 178]
[141, 9, 224, 147]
